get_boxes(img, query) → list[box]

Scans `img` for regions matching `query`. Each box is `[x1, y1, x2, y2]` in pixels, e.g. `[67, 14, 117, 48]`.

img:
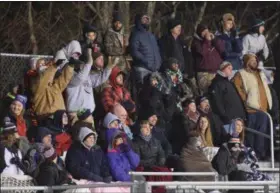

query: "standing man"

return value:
[232, 54, 272, 159]
[104, 13, 130, 74]
[159, 19, 185, 73]
[129, 13, 162, 89]
[191, 24, 224, 94]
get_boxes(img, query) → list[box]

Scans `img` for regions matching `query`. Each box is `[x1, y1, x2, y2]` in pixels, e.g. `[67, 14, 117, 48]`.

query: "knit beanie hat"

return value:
[196, 24, 208, 37]
[113, 12, 123, 23]
[251, 18, 265, 29]
[77, 109, 92, 121]
[196, 95, 208, 106]
[43, 146, 57, 161]
[243, 54, 258, 66]
[166, 57, 180, 70]
[167, 19, 181, 31]
[92, 52, 103, 60]
[139, 106, 157, 121]
[0, 117, 17, 135]
[14, 95, 28, 109]
[219, 61, 232, 71]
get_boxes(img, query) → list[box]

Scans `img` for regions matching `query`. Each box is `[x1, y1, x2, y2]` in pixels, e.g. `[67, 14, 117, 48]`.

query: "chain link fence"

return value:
[0, 53, 53, 98]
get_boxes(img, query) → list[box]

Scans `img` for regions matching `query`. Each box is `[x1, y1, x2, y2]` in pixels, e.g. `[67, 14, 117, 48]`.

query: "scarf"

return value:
[140, 133, 152, 142]
[165, 69, 183, 87]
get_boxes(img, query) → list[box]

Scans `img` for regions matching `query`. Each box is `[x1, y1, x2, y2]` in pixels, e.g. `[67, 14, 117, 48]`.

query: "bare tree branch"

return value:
[28, 2, 38, 54]
[86, 2, 102, 20]
[237, 2, 251, 28]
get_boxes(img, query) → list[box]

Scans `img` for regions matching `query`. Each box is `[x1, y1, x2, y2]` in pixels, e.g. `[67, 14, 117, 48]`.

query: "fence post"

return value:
[143, 182, 152, 193]
[263, 184, 269, 193]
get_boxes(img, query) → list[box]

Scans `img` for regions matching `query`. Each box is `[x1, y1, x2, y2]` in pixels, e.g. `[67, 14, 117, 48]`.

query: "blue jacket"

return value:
[106, 129, 140, 181]
[216, 32, 243, 70]
[65, 142, 111, 182]
[129, 14, 162, 72]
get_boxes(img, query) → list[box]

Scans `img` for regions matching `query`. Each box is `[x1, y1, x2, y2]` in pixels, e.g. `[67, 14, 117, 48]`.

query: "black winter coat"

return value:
[132, 136, 165, 168]
[36, 160, 71, 188]
[208, 73, 246, 124]
[159, 34, 185, 72]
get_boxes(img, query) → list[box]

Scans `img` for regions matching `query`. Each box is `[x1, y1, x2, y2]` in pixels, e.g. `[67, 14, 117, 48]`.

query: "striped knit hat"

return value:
[0, 117, 17, 135]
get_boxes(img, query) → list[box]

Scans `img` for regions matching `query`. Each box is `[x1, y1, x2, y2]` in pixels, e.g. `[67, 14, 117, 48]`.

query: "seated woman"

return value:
[171, 98, 200, 154]
[3, 95, 28, 137]
[106, 129, 139, 181]
[178, 135, 216, 182]
[196, 115, 214, 147]
[45, 110, 72, 157]
[224, 118, 245, 144]
[102, 66, 135, 114]
[0, 122, 25, 175]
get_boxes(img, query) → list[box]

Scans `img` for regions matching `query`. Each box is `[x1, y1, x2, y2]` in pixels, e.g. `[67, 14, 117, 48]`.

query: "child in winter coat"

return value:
[106, 129, 139, 181]
[102, 66, 135, 114]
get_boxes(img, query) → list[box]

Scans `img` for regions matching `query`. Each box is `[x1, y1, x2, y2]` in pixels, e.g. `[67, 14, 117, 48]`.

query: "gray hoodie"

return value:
[103, 112, 120, 128]
[66, 64, 112, 113]
[78, 127, 98, 148]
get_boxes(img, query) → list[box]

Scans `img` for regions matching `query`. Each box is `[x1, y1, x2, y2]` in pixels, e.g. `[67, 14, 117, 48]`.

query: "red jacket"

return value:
[191, 34, 224, 73]
[102, 66, 135, 113]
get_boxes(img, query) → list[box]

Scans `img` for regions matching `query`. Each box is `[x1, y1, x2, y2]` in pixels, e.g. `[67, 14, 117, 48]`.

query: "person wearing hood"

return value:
[79, 24, 103, 63]
[66, 47, 117, 114]
[208, 61, 246, 126]
[3, 95, 28, 137]
[31, 40, 83, 117]
[191, 23, 224, 94]
[104, 12, 130, 73]
[129, 13, 162, 85]
[216, 13, 243, 73]
[223, 118, 245, 144]
[106, 129, 139, 182]
[242, 18, 269, 69]
[159, 19, 186, 73]
[102, 66, 135, 114]
[45, 110, 72, 157]
[232, 54, 272, 159]
[196, 96, 225, 146]
[112, 103, 134, 140]
[65, 127, 112, 183]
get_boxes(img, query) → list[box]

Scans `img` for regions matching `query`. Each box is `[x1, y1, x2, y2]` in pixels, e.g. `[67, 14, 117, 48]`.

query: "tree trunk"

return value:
[118, 1, 130, 35]
[100, 2, 115, 32]
[147, 2, 156, 18]
[27, 2, 38, 54]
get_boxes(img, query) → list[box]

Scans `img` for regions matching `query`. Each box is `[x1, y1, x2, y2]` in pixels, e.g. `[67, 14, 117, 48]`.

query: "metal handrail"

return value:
[129, 171, 217, 176]
[0, 53, 53, 58]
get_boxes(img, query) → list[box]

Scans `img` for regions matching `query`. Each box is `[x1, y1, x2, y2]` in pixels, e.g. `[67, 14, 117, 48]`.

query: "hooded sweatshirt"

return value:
[103, 112, 121, 129]
[129, 14, 162, 72]
[102, 66, 135, 113]
[106, 129, 139, 181]
[65, 127, 112, 182]
[66, 59, 112, 113]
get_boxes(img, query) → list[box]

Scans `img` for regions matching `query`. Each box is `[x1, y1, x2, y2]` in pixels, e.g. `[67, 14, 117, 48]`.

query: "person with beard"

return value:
[242, 18, 269, 69]
[232, 54, 272, 159]
[101, 66, 135, 114]
[191, 24, 224, 94]
[79, 24, 103, 63]
[31, 40, 82, 117]
[0, 121, 25, 175]
[129, 13, 162, 89]
[104, 12, 130, 73]
[196, 96, 225, 146]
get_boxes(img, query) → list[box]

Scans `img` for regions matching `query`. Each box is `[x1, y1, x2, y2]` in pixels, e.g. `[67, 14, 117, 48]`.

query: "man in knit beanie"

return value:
[232, 53, 272, 159]
[104, 12, 130, 73]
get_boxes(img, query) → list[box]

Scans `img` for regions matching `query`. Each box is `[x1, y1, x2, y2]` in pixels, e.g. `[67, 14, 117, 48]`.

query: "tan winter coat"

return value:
[31, 64, 74, 116]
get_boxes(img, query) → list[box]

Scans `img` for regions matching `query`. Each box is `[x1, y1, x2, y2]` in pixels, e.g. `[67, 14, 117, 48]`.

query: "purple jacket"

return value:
[106, 129, 140, 181]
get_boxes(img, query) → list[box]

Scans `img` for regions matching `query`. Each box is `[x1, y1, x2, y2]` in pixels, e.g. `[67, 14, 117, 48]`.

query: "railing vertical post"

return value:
[263, 184, 269, 193]
[144, 182, 152, 193]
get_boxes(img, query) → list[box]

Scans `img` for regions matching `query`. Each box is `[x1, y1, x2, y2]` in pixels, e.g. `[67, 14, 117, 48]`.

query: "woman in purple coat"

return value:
[106, 129, 140, 182]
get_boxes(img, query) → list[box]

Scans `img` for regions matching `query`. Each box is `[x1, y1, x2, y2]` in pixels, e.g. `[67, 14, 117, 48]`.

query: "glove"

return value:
[103, 176, 112, 183]
[119, 143, 131, 153]
[120, 101, 135, 112]
[67, 57, 84, 68]
[54, 59, 65, 67]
